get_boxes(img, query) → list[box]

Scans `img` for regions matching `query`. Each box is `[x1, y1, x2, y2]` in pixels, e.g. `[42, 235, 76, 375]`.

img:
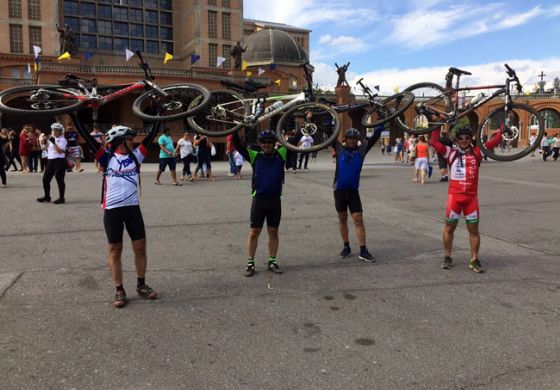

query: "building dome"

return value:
[244, 29, 308, 66]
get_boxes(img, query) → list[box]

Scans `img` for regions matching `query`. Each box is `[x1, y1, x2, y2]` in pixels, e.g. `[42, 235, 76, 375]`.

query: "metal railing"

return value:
[0, 77, 36, 85]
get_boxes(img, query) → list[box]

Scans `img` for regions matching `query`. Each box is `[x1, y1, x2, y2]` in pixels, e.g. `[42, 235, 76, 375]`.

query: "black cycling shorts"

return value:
[437, 155, 448, 170]
[103, 205, 146, 244]
[159, 157, 176, 172]
[250, 197, 282, 229]
[334, 189, 363, 214]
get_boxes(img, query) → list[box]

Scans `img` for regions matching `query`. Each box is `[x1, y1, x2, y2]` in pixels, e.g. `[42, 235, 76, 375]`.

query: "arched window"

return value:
[532, 109, 560, 129]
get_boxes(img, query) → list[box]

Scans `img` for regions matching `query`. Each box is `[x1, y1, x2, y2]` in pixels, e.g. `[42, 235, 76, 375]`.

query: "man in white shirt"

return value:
[297, 133, 314, 169]
[174, 131, 194, 180]
[37, 122, 68, 204]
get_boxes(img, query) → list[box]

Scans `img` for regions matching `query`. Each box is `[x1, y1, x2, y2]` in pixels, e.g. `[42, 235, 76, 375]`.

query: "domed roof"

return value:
[245, 29, 308, 66]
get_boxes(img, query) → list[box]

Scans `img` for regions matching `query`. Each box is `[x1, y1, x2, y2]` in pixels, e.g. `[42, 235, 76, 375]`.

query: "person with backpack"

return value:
[75, 121, 162, 308]
[430, 125, 502, 273]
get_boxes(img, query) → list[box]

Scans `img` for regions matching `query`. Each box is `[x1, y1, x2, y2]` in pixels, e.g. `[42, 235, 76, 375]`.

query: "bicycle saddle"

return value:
[448, 67, 472, 76]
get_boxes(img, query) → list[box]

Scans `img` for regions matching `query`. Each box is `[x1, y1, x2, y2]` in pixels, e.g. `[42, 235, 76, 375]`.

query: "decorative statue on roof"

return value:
[230, 41, 247, 70]
[57, 24, 78, 55]
[335, 62, 350, 87]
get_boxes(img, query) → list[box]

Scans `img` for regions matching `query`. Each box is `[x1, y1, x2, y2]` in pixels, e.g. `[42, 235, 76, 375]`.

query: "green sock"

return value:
[268, 256, 276, 264]
[247, 258, 255, 265]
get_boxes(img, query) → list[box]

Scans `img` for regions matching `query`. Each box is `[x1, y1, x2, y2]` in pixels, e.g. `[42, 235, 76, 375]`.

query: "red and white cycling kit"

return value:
[430, 129, 502, 223]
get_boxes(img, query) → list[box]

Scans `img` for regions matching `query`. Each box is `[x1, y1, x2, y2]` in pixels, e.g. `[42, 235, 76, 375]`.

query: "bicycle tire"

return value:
[477, 103, 544, 161]
[361, 91, 414, 128]
[276, 102, 341, 153]
[395, 82, 450, 134]
[0, 85, 85, 115]
[132, 83, 211, 122]
[187, 89, 247, 136]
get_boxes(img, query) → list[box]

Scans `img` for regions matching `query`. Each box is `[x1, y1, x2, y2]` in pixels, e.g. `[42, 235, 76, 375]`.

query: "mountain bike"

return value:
[331, 78, 414, 127]
[396, 64, 545, 161]
[187, 62, 340, 153]
[0, 51, 211, 122]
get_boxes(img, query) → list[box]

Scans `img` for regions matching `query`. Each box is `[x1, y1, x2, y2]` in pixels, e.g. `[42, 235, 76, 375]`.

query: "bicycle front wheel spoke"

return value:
[187, 90, 246, 136]
[477, 103, 544, 161]
[0, 85, 84, 115]
[362, 91, 414, 128]
[276, 102, 340, 152]
[396, 82, 450, 134]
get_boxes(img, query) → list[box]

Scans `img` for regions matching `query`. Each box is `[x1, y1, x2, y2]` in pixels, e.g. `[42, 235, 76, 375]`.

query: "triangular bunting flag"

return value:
[125, 48, 134, 61]
[274, 79, 281, 86]
[374, 85, 380, 91]
[84, 51, 94, 61]
[164, 52, 173, 64]
[241, 61, 249, 71]
[246, 71, 252, 77]
[27, 63, 32, 74]
[33, 45, 41, 59]
[258, 68, 265, 76]
[394, 85, 399, 93]
[269, 64, 277, 70]
[216, 56, 226, 67]
[57, 52, 71, 61]
[191, 53, 200, 65]
[33, 56, 40, 72]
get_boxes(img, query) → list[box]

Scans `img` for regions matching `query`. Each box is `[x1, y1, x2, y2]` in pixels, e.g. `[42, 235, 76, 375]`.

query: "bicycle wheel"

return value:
[395, 82, 450, 134]
[0, 85, 85, 115]
[133, 83, 211, 122]
[187, 89, 247, 136]
[276, 102, 340, 153]
[477, 103, 544, 161]
[361, 91, 414, 128]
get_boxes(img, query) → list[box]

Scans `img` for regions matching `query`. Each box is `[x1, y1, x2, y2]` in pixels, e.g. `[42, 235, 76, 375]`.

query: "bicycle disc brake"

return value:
[300, 122, 317, 136]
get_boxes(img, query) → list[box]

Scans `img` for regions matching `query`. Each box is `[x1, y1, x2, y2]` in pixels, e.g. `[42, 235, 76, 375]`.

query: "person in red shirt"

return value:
[430, 125, 502, 273]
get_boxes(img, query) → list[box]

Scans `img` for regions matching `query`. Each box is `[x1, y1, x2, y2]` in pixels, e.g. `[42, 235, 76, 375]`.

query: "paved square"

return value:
[1, 151, 559, 389]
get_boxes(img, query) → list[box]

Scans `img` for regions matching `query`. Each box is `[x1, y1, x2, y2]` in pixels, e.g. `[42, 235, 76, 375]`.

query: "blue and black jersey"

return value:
[333, 128, 382, 191]
[233, 132, 287, 198]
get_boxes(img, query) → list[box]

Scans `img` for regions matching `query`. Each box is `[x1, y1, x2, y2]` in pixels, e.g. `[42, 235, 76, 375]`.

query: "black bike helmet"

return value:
[455, 125, 473, 137]
[106, 125, 136, 144]
[258, 129, 276, 142]
[345, 128, 360, 139]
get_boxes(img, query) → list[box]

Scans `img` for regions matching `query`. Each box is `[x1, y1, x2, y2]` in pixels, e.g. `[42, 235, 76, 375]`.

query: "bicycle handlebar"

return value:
[504, 63, 522, 93]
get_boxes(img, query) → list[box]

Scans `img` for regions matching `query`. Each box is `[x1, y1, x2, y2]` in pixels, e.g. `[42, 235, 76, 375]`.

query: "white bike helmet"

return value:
[50, 122, 64, 132]
[106, 125, 136, 144]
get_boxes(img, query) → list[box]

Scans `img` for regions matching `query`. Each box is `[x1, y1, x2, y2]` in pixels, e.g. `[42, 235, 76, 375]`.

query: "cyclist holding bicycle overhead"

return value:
[75, 121, 161, 307]
[232, 129, 287, 277]
[430, 125, 502, 273]
[334, 126, 383, 262]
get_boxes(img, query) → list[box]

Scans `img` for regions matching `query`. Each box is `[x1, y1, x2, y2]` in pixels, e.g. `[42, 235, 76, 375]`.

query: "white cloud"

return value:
[388, 3, 556, 49]
[243, 0, 377, 28]
[317, 34, 365, 53]
[313, 57, 560, 94]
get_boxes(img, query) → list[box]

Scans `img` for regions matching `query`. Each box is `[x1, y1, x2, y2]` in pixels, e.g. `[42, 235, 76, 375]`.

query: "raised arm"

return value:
[232, 130, 250, 161]
[70, 114, 101, 153]
[141, 121, 162, 150]
[429, 129, 449, 157]
[484, 129, 502, 151]
[365, 126, 383, 153]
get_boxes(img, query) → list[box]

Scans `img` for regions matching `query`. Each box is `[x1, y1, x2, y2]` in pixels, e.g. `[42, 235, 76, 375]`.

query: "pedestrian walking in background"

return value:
[19, 126, 31, 173]
[541, 132, 550, 161]
[234, 149, 243, 179]
[155, 127, 181, 185]
[226, 133, 236, 177]
[28, 127, 41, 173]
[413, 135, 429, 184]
[0, 129, 8, 187]
[90, 127, 104, 172]
[37, 123, 68, 204]
[298, 133, 313, 169]
[175, 131, 194, 180]
[39, 132, 48, 172]
[65, 125, 83, 172]
[436, 128, 453, 181]
[552, 133, 560, 161]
